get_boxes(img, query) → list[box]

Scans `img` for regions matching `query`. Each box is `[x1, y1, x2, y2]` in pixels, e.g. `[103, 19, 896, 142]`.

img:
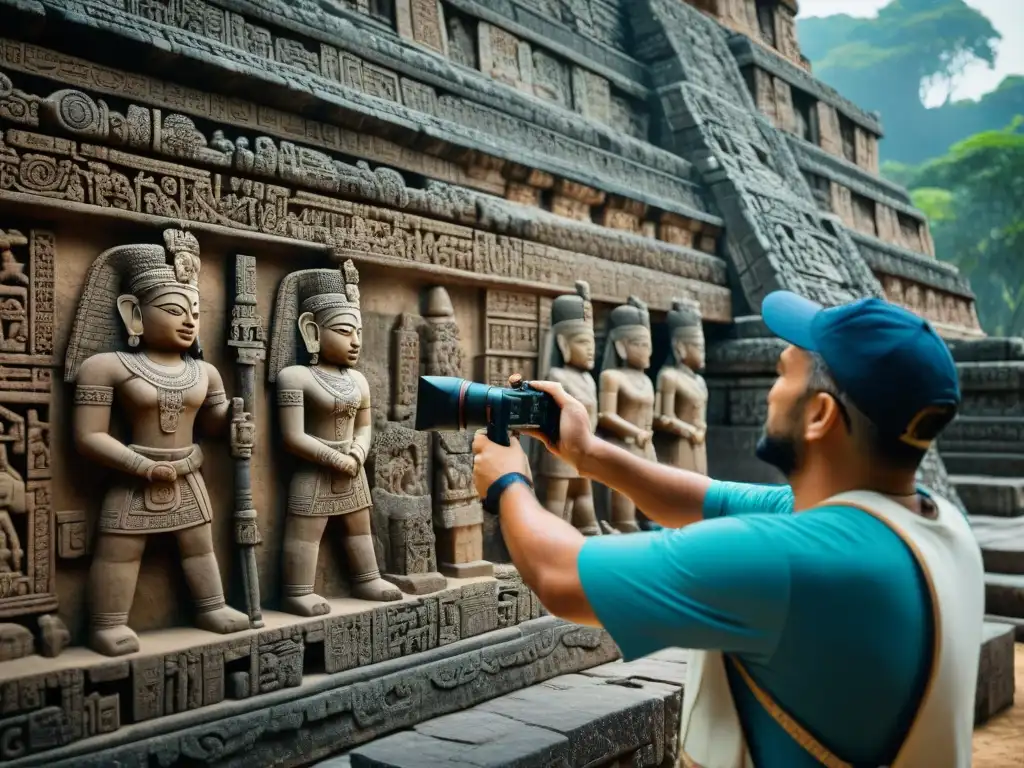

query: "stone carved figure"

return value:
[654, 299, 708, 474]
[598, 296, 656, 533]
[64, 229, 250, 657]
[268, 261, 403, 616]
[535, 281, 601, 535]
[0, 445, 25, 574]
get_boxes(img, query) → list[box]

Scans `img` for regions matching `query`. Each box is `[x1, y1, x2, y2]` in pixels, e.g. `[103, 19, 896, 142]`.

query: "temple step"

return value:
[942, 453, 1024, 478]
[986, 614, 1024, 641]
[952, 475, 1024, 517]
[322, 633, 1015, 767]
[977, 622, 1017, 725]
[971, 515, 1024, 574]
[328, 650, 689, 768]
[986, 572, 1024, 619]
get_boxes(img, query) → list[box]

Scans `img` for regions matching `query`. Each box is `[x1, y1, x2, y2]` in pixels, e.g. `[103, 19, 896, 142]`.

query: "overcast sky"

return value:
[797, 0, 1024, 105]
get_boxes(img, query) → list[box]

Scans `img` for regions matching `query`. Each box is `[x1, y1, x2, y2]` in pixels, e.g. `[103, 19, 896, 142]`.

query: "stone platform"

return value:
[322, 625, 1017, 767]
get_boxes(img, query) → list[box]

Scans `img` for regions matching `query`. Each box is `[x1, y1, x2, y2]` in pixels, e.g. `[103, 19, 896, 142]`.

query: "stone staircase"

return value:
[943, 338, 1024, 640]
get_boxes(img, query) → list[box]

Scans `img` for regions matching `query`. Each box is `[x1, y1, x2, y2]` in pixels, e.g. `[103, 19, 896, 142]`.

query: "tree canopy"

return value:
[797, 0, 1012, 164]
[898, 119, 1024, 335]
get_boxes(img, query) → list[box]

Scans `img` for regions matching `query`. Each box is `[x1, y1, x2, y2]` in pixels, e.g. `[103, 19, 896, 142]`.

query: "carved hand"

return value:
[147, 462, 178, 484]
[599, 520, 622, 536]
[692, 428, 707, 446]
[636, 430, 653, 449]
[230, 397, 255, 459]
[335, 453, 359, 477]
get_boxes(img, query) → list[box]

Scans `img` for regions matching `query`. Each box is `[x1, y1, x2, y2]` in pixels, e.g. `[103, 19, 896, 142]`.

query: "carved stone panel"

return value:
[0, 228, 55, 624]
[423, 288, 492, 578]
[478, 23, 533, 92]
[816, 102, 843, 157]
[396, 0, 449, 55]
[572, 68, 611, 124]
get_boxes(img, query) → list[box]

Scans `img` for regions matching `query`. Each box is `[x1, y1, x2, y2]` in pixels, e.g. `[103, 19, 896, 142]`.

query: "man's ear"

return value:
[804, 392, 844, 443]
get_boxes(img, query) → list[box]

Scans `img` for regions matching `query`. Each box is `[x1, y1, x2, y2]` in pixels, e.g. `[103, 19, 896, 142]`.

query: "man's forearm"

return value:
[498, 483, 596, 626]
[577, 438, 712, 529]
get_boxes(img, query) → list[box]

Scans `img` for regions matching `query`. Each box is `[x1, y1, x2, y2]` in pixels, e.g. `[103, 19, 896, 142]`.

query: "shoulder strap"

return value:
[726, 655, 852, 768]
[728, 493, 943, 768]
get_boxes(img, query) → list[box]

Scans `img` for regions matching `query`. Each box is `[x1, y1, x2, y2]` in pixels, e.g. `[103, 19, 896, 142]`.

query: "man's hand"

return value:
[472, 430, 532, 499]
[520, 380, 595, 471]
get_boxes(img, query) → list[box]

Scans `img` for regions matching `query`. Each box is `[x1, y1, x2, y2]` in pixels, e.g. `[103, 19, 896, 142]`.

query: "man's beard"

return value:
[755, 431, 798, 477]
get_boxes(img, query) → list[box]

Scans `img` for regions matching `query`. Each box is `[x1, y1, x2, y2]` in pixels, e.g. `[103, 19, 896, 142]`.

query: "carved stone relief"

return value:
[478, 290, 541, 388]
[65, 229, 250, 657]
[396, 0, 449, 55]
[478, 23, 534, 93]
[423, 287, 492, 578]
[0, 226, 63, 662]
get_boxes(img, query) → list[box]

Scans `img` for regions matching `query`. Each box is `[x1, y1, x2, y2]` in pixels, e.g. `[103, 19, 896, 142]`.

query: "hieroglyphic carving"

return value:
[477, 291, 540, 387]
[495, 565, 542, 629]
[0, 228, 57, 643]
[572, 67, 611, 124]
[532, 50, 572, 110]
[390, 314, 419, 424]
[396, 0, 448, 55]
[423, 288, 492, 578]
[0, 125, 730, 317]
[55, 509, 87, 559]
[816, 102, 843, 158]
[478, 22, 533, 92]
[446, 12, 478, 69]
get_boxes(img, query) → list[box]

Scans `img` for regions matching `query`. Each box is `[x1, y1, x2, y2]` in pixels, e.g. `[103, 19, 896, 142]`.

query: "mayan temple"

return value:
[0, 0, 1017, 765]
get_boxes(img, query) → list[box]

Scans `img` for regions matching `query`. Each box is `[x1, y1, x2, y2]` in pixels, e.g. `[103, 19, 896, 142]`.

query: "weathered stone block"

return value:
[975, 622, 1016, 724]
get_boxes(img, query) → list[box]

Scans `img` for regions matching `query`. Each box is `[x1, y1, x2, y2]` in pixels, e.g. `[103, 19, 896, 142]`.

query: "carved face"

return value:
[615, 328, 651, 370]
[119, 289, 200, 352]
[318, 310, 363, 367]
[558, 331, 595, 370]
[674, 336, 705, 371]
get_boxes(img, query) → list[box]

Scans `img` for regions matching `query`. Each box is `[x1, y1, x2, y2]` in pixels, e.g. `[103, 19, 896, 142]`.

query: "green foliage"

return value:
[797, 0, 1010, 164]
[901, 120, 1024, 335]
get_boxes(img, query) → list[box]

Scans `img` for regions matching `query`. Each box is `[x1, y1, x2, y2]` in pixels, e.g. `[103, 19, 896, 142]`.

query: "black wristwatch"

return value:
[483, 472, 534, 515]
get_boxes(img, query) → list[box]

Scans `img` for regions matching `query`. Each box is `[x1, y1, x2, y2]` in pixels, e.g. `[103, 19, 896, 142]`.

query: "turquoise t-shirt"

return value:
[577, 481, 933, 767]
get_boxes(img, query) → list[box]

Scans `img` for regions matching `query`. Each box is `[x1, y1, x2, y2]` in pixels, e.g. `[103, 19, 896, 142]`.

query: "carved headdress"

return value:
[64, 229, 202, 382]
[267, 260, 361, 382]
[666, 298, 703, 344]
[538, 281, 594, 376]
[601, 295, 650, 372]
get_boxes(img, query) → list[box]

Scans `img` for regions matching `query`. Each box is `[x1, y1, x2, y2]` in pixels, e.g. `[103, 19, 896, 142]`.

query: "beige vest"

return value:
[678, 490, 985, 768]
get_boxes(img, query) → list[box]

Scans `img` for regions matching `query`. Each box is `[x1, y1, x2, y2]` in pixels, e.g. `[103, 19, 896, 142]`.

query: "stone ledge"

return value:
[970, 515, 1024, 574]
[949, 338, 1024, 363]
[728, 35, 883, 135]
[941, 452, 1024, 479]
[788, 136, 923, 219]
[985, 615, 1024, 641]
[849, 231, 972, 298]
[953, 478, 1024, 518]
[976, 622, 1016, 725]
[342, 666, 684, 767]
[986, 573, 1024, 621]
[4, 617, 619, 768]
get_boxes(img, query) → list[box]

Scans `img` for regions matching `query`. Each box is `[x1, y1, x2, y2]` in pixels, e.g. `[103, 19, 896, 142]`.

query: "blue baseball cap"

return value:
[761, 291, 961, 449]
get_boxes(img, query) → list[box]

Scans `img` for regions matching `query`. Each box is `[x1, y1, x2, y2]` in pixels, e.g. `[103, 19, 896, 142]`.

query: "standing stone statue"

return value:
[535, 281, 601, 535]
[598, 296, 656, 533]
[268, 261, 402, 617]
[64, 229, 250, 657]
[654, 299, 708, 474]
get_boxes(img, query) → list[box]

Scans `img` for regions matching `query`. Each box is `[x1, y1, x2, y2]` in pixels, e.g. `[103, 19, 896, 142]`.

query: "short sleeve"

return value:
[577, 517, 791, 661]
[702, 480, 794, 520]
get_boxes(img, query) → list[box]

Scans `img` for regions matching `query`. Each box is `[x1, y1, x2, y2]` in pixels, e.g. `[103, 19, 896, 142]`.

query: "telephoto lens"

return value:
[414, 376, 504, 432]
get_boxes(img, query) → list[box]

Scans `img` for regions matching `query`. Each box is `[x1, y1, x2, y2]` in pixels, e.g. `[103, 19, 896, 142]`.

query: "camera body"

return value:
[415, 375, 561, 448]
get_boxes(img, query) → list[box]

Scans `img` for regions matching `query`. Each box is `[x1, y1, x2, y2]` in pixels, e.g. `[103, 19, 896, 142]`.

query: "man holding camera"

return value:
[471, 291, 984, 768]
